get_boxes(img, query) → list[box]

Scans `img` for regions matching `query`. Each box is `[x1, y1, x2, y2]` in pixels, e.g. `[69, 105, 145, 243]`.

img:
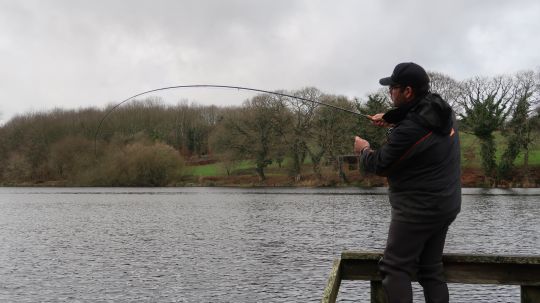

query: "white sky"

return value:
[1, 0, 539, 124]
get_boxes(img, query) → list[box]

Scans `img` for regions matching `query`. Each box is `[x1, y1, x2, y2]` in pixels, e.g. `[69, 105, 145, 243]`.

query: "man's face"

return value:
[389, 85, 413, 107]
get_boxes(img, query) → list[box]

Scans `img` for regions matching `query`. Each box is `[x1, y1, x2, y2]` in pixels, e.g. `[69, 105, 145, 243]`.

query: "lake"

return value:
[0, 187, 539, 302]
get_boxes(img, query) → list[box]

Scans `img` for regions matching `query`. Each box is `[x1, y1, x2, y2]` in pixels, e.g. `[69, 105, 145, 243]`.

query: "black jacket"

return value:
[360, 93, 461, 223]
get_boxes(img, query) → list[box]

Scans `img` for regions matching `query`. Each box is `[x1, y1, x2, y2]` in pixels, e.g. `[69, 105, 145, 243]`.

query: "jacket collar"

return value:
[382, 94, 425, 124]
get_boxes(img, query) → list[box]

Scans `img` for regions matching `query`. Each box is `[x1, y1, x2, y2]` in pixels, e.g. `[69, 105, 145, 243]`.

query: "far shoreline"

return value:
[1, 165, 538, 189]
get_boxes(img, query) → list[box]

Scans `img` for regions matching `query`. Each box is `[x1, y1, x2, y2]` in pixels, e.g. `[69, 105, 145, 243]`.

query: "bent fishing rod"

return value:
[93, 84, 372, 156]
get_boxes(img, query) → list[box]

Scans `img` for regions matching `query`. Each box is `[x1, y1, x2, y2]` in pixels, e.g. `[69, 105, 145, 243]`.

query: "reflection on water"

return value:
[0, 187, 538, 302]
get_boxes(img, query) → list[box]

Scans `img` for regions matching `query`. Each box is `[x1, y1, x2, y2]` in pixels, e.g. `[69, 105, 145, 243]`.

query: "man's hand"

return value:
[368, 113, 392, 128]
[354, 136, 370, 155]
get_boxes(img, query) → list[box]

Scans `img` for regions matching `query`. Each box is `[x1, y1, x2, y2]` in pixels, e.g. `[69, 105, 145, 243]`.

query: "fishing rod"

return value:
[93, 84, 372, 156]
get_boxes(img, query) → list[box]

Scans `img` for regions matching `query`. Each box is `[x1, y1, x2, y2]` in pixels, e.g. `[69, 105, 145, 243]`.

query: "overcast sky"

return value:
[1, 0, 539, 124]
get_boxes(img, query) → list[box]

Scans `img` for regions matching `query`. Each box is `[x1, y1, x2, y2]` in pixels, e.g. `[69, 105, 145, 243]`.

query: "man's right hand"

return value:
[368, 113, 392, 128]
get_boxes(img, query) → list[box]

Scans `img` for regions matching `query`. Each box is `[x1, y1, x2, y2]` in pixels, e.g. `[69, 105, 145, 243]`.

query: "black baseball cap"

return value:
[379, 62, 429, 88]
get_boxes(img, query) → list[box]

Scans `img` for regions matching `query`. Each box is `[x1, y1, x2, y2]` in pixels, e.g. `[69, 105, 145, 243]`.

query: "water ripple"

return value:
[0, 187, 538, 302]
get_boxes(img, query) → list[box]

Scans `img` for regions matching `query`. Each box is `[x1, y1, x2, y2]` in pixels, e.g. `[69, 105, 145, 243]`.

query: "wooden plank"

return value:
[443, 253, 540, 265]
[444, 262, 540, 285]
[341, 259, 383, 281]
[342, 251, 540, 265]
[321, 259, 342, 303]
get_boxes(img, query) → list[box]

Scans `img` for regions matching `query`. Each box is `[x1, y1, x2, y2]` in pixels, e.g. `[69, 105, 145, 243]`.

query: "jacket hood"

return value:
[383, 93, 453, 135]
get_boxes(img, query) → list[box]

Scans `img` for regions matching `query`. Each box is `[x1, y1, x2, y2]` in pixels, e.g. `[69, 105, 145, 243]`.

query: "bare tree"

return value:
[211, 94, 288, 181]
[428, 71, 461, 112]
[281, 87, 320, 181]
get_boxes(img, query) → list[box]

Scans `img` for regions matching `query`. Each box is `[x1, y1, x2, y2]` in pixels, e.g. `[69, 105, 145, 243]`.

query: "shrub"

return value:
[87, 141, 184, 186]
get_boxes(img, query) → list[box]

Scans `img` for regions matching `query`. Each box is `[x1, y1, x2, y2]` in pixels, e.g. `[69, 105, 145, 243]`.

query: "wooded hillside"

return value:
[1, 71, 538, 187]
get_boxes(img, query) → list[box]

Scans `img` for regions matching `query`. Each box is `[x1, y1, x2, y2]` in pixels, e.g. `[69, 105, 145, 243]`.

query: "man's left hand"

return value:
[354, 136, 370, 155]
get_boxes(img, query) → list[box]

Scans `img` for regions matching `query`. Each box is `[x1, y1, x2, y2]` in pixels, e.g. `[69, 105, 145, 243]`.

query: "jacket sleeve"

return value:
[360, 122, 429, 176]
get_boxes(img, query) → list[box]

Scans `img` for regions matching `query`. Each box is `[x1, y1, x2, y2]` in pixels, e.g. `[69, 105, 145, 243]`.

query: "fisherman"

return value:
[354, 62, 461, 303]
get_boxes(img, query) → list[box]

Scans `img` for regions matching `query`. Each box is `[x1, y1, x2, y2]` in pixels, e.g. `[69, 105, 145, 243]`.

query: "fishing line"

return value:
[93, 84, 372, 156]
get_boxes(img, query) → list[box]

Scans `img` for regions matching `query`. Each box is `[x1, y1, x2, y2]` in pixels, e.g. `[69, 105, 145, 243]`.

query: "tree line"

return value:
[0, 70, 538, 186]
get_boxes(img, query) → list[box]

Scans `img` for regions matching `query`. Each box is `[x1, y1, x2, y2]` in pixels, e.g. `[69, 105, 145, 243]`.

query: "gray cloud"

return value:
[1, 0, 539, 123]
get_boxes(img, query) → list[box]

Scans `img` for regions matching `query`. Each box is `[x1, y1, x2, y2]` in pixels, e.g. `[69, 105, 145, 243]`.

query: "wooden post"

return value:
[521, 286, 540, 303]
[321, 259, 342, 303]
[337, 156, 348, 183]
[370, 280, 386, 303]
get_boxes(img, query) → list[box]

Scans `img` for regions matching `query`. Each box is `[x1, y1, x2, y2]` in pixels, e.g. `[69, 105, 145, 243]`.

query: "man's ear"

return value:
[404, 86, 414, 99]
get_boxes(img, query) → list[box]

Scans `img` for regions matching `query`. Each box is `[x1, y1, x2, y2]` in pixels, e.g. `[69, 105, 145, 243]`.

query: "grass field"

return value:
[460, 131, 540, 168]
[187, 157, 312, 177]
[187, 160, 266, 176]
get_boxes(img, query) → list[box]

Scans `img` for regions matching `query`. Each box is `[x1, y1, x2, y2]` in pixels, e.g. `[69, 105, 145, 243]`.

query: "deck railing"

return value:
[322, 250, 540, 303]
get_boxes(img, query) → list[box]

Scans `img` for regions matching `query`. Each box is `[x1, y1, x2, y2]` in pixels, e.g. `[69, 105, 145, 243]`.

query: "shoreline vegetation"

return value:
[1, 71, 539, 188]
[183, 168, 540, 189]
[2, 174, 539, 189]
[2, 165, 539, 189]
[1, 118, 538, 189]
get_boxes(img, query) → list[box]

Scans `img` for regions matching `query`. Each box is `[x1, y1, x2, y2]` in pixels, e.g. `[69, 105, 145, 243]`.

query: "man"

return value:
[354, 62, 461, 303]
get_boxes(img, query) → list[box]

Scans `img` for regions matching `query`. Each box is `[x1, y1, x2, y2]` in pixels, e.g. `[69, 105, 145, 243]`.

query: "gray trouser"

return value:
[378, 217, 455, 303]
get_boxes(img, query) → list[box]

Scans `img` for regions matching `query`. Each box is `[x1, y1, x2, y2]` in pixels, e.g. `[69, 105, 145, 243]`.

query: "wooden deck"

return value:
[322, 250, 540, 303]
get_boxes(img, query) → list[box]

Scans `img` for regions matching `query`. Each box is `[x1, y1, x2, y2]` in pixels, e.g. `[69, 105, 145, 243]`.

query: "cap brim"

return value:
[379, 77, 395, 86]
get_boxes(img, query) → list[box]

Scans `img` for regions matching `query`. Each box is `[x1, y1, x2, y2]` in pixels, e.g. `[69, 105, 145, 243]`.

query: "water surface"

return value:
[0, 187, 538, 302]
